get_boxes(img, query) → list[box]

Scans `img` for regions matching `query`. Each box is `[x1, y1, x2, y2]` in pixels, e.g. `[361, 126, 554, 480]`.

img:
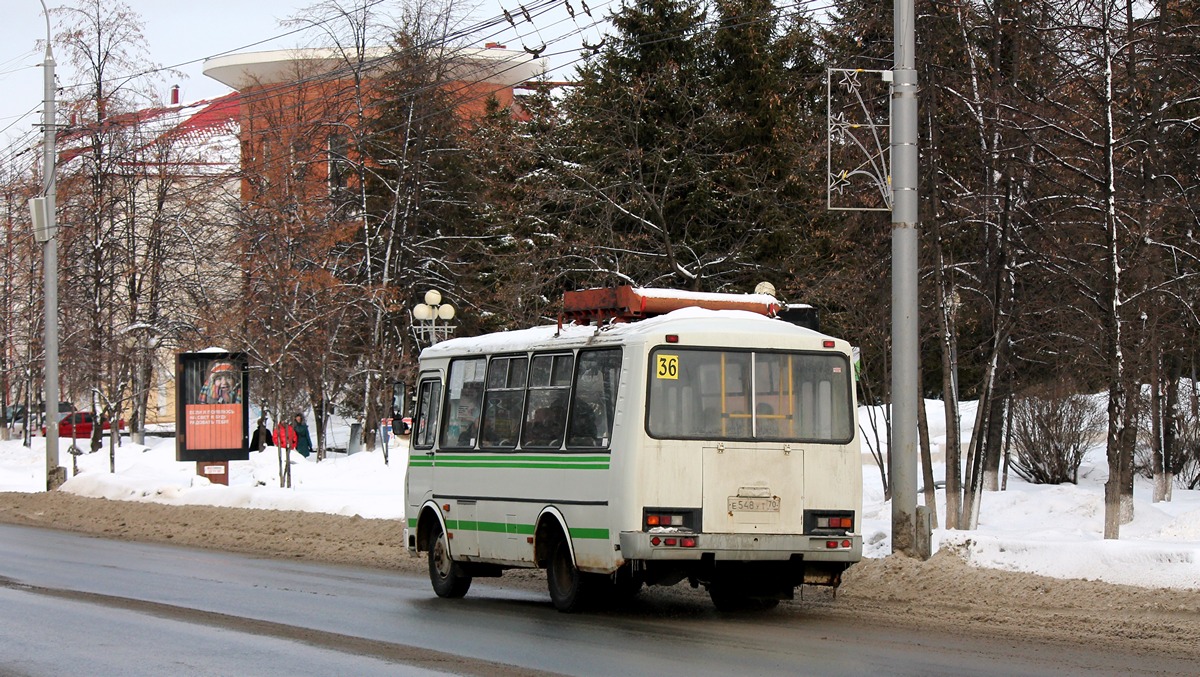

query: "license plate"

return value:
[728, 496, 781, 512]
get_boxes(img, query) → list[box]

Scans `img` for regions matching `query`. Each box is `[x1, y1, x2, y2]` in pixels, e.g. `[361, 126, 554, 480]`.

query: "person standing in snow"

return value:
[293, 413, 313, 458]
[275, 418, 297, 452]
[274, 416, 298, 488]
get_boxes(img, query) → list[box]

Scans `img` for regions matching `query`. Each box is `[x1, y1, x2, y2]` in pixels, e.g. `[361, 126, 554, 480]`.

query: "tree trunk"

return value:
[916, 384, 939, 529]
[1100, 9, 1128, 540]
[1151, 336, 1166, 503]
[1119, 387, 1138, 524]
[1160, 354, 1181, 503]
[1001, 394, 1014, 491]
[962, 348, 999, 530]
[982, 388, 1007, 492]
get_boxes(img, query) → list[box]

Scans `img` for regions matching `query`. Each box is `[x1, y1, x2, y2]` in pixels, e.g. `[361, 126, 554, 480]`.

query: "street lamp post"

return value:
[32, 0, 62, 489]
[412, 290, 456, 345]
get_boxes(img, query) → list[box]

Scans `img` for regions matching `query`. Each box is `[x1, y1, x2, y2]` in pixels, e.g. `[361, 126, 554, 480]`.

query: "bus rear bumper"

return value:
[618, 531, 862, 562]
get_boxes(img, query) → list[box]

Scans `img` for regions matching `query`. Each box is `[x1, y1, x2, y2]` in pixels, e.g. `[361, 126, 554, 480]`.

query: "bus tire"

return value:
[427, 522, 472, 598]
[547, 539, 591, 612]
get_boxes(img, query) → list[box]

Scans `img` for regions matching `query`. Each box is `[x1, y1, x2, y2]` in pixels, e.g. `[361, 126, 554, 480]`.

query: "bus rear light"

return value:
[666, 334, 680, 343]
[842, 539, 851, 548]
[649, 536, 697, 547]
[807, 510, 855, 534]
[823, 340, 835, 348]
[643, 508, 699, 532]
[816, 516, 853, 529]
[826, 540, 838, 548]
[646, 514, 684, 527]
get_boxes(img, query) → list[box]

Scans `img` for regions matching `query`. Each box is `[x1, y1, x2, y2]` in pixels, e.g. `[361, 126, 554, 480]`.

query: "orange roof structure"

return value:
[560, 286, 782, 326]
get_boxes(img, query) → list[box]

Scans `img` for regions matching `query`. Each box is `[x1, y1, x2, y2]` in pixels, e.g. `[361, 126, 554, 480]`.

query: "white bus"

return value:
[404, 287, 862, 612]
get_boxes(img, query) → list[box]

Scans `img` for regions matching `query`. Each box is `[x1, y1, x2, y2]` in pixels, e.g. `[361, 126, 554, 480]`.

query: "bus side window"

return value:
[411, 378, 442, 449]
[567, 349, 621, 448]
[522, 353, 572, 449]
[441, 358, 486, 449]
[480, 356, 527, 449]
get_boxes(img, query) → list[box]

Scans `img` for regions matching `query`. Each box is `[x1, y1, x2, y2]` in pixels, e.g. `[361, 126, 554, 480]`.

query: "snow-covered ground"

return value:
[2, 403, 1197, 591]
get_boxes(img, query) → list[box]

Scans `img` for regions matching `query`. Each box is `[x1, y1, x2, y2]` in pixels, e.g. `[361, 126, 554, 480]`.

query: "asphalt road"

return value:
[0, 523, 1192, 677]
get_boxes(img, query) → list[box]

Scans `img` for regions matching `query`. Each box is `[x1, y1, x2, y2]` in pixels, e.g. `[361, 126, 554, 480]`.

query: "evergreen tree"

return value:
[363, 26, 484, 375]
[550, 0, 827, 293]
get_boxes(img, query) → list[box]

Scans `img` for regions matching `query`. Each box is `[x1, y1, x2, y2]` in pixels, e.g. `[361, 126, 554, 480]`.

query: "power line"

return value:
[1, 0, 847, 181]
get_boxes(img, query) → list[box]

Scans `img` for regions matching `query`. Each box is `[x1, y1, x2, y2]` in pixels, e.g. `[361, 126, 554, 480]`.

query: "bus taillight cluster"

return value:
[646, 513, 684, 527]
[825, 539, 853, 549]
[817, 515, 853, 529]
[650, 536, 698, 547]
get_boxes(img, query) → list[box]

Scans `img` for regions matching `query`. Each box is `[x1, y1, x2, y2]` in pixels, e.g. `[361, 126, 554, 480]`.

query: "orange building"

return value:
[203, 45, 545, 204]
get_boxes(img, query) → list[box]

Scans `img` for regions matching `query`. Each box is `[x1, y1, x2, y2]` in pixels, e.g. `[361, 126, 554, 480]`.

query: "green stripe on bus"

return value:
[441, 520, 609, 540]
[408, 462, 609, 470]
[569, 527, 610, 540]
[433, 462, 609, 470]
[435, 455, 609, 462]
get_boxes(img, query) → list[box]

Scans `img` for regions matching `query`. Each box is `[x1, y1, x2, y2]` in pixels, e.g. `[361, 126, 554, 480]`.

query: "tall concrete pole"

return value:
[39, 0, 62, 489]
[890, 0, 919, 555]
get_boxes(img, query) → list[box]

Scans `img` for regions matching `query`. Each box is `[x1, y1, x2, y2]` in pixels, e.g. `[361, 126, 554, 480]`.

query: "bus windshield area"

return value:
[647, 347, 854, 443]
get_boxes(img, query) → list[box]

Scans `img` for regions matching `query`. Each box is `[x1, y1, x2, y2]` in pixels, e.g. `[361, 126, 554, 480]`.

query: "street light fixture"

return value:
[412, 290, 456, 345]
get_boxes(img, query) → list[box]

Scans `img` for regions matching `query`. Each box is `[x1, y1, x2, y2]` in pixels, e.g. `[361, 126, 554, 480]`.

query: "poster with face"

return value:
[199, 361, 241, 404]
[177, 352, 250, 462]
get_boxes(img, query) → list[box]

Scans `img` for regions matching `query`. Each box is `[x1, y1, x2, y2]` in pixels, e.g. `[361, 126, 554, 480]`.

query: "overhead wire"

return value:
[190, 0, 833, 147]
[2, 0, 839, 215]
[1, 0, 848, 205]
[1, 0, 591, 165]
[0, 0, 591, 213]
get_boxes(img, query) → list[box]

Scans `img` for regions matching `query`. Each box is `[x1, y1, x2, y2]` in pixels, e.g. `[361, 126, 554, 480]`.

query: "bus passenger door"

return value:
[406, 376, 442, 522]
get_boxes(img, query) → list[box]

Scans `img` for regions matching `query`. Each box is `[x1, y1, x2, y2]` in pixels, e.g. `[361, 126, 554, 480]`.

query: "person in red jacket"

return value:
[275, 419, 297, 452]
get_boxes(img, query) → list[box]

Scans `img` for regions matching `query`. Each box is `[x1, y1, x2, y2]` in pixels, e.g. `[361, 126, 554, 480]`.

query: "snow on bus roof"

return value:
[630, 287, 781, 306]
[420, 307, 826, 359]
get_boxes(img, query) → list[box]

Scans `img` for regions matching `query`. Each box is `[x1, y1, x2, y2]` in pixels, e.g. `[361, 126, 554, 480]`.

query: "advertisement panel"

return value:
[176, 352, 250, 462]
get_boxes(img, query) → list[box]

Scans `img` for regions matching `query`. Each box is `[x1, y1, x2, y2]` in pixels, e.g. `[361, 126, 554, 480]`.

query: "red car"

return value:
[42, 411, 126, 438]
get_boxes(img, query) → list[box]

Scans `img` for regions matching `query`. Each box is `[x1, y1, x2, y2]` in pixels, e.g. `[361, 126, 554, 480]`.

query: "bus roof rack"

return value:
[560, 286, 782, 326]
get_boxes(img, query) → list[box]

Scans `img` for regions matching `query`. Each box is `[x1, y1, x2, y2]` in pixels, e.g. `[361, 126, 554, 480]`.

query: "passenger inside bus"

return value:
[523, 406, 563, 448]
[453, 402, 479, 447]
[757, 402, 779, 438]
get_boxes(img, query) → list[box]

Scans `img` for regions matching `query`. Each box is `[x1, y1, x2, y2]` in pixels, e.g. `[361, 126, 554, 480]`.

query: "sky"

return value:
[2, 399, 1197, 591]
[0, 0, 610, 147]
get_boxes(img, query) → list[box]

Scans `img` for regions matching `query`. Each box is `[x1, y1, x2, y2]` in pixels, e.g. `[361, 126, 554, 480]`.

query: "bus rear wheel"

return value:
[427, 522, 472, 598]
[547, 539, 597, 612]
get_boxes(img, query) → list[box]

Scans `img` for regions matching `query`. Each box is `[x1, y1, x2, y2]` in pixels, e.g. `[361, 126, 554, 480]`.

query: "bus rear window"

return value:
[647, 348, 853, 443]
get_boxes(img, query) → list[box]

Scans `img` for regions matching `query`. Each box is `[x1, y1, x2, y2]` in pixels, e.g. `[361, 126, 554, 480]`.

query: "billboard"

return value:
[176, 352, 250, 462]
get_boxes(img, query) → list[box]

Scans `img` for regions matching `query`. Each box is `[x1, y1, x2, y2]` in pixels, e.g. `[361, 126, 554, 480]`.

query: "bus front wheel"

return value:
[427, 522, 472, 598]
